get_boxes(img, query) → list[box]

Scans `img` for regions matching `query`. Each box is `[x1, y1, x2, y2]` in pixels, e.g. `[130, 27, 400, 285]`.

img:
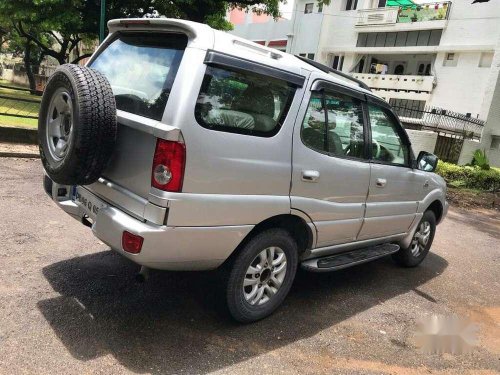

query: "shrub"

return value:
[471, 149, 490, 170]
[436, 161, 500, 191]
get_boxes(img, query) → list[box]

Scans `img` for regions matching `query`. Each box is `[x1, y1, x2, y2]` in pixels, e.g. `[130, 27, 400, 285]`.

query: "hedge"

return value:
[435, 161, 500, 191]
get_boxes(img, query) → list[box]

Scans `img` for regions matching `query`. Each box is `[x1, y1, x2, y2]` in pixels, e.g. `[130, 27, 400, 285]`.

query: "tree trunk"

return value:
[23, 41, 37, 93]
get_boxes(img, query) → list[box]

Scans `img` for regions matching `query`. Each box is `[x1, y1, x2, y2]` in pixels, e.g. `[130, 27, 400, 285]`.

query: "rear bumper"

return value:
[45, 175, 253, 270]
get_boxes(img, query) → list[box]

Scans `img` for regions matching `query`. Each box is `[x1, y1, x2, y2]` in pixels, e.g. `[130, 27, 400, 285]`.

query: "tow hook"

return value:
[136, 265, 150, 283]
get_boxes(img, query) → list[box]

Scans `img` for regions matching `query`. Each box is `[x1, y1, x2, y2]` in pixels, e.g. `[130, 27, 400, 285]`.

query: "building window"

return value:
[304, 3, 314, 14]
[491, 136, 500, 150]
[344, 0, 358, 10]
[299, 53, 306, 57]
[443, 52, 458, 67]
[358, 59, 365, 73]
[331, 55, 344, 71]
[479, 52, 494, 68]
[318, 1, 323, 13]
[307, 53, 315, 60]
[357, 30, 442, 48]
[394, 64, 405, 74]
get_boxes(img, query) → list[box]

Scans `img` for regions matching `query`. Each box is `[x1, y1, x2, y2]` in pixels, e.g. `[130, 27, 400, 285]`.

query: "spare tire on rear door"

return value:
[38, 64, 117, 185]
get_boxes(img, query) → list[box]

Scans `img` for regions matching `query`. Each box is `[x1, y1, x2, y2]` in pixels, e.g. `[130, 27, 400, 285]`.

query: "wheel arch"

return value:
[426, 199, 444, 224]
[222, 214, 315, 267]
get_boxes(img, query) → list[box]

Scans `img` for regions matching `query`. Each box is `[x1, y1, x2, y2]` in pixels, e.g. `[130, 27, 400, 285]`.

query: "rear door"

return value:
[357, 98, 423, 239]
[290, 78, 371, 248]
[84, 32, 189, 219]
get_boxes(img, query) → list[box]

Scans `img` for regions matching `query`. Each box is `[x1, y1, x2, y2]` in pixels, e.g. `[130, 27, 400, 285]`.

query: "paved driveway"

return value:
[0, 158, 499, 374]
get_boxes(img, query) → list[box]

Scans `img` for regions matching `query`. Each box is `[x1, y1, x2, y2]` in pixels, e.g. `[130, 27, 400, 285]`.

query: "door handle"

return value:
[376, 178, 387, 188]
[301, 170, 320, 182]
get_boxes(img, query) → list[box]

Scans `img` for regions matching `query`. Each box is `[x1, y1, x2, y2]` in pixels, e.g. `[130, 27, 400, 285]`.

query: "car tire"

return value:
[393, 210, 436, 267]
[225, 229, 298, 323]
[38, 64, 117, 185]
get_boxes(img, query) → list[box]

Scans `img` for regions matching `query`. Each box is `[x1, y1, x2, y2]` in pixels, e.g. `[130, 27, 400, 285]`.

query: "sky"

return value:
[280, 0, 295, 19]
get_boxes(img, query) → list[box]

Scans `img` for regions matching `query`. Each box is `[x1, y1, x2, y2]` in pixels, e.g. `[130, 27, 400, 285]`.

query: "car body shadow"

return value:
[39, 250, 448, 374]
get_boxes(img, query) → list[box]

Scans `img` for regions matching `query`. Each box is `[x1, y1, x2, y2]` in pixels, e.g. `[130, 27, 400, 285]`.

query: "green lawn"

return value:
[0, 81, 40, 128]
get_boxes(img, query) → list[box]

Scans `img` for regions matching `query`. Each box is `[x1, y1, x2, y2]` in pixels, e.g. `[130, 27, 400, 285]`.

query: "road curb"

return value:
[0, 152, 40, 158]
[0, 126, 38, 144]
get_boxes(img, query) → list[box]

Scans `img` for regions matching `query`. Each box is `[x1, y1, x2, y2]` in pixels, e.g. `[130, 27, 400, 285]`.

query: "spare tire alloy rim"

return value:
[410, 221, 431, 257]
[46, 88, 74, 161]
[243, 246, 287, 306]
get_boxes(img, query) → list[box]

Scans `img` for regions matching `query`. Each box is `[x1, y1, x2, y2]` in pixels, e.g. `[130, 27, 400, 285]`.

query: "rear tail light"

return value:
[151, 139, 186, 192]
[122, 231, 144, 254]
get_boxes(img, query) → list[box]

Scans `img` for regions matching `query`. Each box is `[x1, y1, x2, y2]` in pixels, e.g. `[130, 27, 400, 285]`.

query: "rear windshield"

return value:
[90, 33, 187, 121]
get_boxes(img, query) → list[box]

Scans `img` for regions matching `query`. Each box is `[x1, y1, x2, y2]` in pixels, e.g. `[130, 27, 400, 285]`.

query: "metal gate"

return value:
[434, 133, 464, 163]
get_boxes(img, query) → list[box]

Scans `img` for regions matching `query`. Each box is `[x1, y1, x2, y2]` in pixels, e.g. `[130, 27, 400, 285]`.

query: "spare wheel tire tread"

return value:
[70, 65, 117, 184]
[38, 64, 117, 185]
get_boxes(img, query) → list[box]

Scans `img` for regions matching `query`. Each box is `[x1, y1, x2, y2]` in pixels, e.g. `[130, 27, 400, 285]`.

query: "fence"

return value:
[391, 103, 485, 140]
[0, 84, 41, 124]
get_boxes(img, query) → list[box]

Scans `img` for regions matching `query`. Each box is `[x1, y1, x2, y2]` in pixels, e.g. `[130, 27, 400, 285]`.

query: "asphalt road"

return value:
[0, 158, 499, 375]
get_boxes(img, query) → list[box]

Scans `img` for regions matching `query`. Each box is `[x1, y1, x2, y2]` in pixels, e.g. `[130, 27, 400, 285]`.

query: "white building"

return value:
[229, 1, 500, 165]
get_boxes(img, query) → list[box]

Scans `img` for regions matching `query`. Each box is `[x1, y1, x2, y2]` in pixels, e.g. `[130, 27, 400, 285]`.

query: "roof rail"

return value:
[295, 55, 372, 92]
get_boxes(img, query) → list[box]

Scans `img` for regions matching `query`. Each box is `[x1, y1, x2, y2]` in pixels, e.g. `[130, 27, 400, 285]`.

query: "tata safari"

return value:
[40, 18, 448, 323]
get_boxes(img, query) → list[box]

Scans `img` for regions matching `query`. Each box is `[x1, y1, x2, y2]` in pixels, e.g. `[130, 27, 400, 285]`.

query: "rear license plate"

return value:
[71, 186, 106, 221]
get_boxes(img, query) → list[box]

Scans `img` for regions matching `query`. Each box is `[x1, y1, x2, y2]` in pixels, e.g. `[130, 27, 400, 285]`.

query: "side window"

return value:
[368, 104, 409, 166]
[195, 66, 296, 137]
[301, 91, 365, 159]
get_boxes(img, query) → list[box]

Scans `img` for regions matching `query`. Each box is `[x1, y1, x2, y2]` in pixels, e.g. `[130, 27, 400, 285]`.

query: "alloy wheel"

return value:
[243, 246, 287, 306]
[410, 221, 431, 257]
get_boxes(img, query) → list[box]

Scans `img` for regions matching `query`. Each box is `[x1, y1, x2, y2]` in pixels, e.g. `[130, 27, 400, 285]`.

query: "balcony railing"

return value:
[352, 73, 435, 93]
[392, 104, 484, 140]
[356, 2, 451, 27]
[357, 7, 399, 26]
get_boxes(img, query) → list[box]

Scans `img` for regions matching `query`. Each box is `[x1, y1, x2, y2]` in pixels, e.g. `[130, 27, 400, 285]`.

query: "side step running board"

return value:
[301, 243, 400, 272]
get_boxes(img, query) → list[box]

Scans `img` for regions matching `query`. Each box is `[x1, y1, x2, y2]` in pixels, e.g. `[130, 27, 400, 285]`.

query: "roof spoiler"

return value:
[295, 55, 371, 92]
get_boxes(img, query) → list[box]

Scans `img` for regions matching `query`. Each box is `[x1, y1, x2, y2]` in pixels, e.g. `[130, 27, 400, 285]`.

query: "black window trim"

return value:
[300, 86, 371, 163]
[364, 99, 414, 168]
[311, 79, 366, 101]
[87, 30, 187, 69]
[204, 50, 305, 88]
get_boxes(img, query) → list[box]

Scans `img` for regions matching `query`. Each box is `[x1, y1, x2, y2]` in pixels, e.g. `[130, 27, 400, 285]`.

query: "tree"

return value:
[0, 0, 300, 60]
[0, 17, 50, 91]
[1, 0, 89, 65]
[0, 0, 324, 91]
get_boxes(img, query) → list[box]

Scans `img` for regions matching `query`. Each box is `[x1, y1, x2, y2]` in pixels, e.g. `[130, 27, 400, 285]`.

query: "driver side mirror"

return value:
[415, 151, 438, 172]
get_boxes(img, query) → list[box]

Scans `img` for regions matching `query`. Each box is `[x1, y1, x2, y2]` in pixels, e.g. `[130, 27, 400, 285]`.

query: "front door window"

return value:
[301, 91, 365, 159]
[368, 104, 409, 166]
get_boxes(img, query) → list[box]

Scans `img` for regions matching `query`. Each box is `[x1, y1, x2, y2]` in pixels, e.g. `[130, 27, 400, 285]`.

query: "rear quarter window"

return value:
[90, 33, 187, 121]
[195, 66, 296, 137]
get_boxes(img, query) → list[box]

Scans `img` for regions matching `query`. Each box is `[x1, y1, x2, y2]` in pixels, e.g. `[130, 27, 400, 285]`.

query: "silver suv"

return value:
[40, 19, 448, 323]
